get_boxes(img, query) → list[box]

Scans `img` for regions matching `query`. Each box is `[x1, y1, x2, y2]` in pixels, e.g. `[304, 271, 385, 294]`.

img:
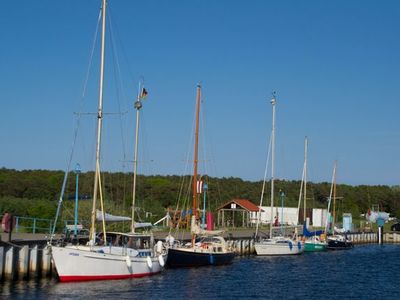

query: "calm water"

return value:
[2, 244, 400, 299]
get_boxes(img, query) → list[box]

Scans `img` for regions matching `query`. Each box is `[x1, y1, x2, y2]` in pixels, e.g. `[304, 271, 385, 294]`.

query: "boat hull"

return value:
[304, 242, 327, 252]
[327, 239, 353, 250]
[255, 239, 304, 256]
[166, 248, 235, 268]
[51, 245, 164, 282]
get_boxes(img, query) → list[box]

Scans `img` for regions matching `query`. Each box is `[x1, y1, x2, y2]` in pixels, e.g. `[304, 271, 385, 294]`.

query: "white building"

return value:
[251, 206, 328, 227]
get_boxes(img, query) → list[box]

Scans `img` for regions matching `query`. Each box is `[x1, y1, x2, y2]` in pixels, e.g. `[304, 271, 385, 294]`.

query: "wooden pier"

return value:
[0, 239, 53, 281]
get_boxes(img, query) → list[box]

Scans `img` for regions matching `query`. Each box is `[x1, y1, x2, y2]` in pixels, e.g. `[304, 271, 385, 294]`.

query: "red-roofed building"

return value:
[216, 199, 262, 228]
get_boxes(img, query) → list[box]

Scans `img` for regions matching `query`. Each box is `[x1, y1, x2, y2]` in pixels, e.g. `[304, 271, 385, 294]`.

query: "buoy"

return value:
[125, 255, 132, 268]
[158, 255, 165, 267]
[146, 256, 153, 269]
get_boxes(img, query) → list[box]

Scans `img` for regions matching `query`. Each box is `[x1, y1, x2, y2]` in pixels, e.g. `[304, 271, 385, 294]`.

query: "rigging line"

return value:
[173, 86, 203, 236]
[297, 161, 306, 225]
[255, 128, 273, 238]
[169, 95, 198, 236]
[108, 8, 142, 225]
[108, 9, 129, 164]
[81, 9, 102, 100]
[199, 93, 215, 212]
[95, 11, 128, 205]
[198, 93, 211, 213]
[107, 4, 136, 85]
[170, 152, 191, 233]
[50, 10, 102, 242]
[202, 97, 223, 212]
[199, 94, 208, 176]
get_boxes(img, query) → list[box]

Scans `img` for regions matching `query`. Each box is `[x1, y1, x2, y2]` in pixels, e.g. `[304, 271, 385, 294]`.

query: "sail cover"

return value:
[303, 223, 324, 237]
[96, 210, 153, 228]
[96, 210, 131, 222]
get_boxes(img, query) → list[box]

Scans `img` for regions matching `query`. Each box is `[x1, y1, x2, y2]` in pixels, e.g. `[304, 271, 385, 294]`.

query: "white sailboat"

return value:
[50, 0, 165, 282]
[254, 94, 303, 256]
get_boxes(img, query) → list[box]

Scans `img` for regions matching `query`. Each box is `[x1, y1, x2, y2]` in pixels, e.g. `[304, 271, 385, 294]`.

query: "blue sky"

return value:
[0, 0, 399, 185]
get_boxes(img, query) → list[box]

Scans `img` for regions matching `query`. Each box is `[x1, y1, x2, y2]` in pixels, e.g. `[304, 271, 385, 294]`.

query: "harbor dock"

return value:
[1, 230, 400, 282]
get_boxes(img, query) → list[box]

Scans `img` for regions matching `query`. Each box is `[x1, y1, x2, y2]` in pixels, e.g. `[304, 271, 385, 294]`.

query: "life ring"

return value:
[1, 213, 16, 233]
[201, 243, 208, 249]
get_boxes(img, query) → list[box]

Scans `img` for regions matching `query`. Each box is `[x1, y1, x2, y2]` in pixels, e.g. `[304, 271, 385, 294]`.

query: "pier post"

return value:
[18, 245, 29, 280]
[0, 246, 4, 281]
[4, 246, 16, 280]
[378, 227, 383, 244]
[41, 245, 52, 277]
[234, 240, 240, 255]
[30, 245, 39, 278]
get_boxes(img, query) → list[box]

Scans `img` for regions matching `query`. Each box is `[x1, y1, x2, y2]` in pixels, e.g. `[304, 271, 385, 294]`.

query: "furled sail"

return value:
[96, 209, 131, 222]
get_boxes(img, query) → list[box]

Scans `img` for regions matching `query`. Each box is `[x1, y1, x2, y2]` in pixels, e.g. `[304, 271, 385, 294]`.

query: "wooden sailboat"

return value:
[165, 84, 235, 268]
[326, 162, 353, 250]
[50, 0, 165, 282]
[299, 137, 327, 252]
[254, 94, 304, 256]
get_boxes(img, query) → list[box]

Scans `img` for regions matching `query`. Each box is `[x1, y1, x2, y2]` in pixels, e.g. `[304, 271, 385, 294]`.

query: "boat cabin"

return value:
[97, 232, 153, 250]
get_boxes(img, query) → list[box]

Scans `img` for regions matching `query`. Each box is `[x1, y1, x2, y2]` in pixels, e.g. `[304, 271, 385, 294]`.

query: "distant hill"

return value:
[1, 168, 399, 223]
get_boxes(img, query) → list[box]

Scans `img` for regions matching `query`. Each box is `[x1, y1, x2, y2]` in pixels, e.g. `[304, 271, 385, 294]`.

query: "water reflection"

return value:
[1, 245, 400, 299]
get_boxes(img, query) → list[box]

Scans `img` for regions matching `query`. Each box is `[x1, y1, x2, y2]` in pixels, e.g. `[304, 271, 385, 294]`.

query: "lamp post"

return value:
[74, 163, 81, 236]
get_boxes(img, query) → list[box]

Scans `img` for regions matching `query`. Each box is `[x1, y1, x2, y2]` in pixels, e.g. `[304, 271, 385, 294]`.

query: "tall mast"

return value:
[269, 93, 276, 238]
[325, 161, 337, 234]
[90, 0, 107, 243]
[131, 81, 144, 233]
[191, 84, 201, 246]
[192, 84, 201, 216]
[303, 136, 308, 223]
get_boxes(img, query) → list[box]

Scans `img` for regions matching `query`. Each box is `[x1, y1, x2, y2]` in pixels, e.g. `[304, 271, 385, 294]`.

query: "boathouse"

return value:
[216, 199, 262, 228]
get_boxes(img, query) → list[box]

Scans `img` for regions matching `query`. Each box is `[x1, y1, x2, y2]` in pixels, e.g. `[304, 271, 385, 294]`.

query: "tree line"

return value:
[1, 167, 399, 226]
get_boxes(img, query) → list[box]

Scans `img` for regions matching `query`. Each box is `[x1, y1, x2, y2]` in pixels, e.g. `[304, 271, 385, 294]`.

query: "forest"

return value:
[0, 167, 399, 230]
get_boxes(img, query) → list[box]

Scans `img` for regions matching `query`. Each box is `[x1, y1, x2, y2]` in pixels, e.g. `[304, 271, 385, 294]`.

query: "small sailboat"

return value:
[165, 84, 235, 268]
[326, 162, 353, 250]
[298, 137, 327, 252]
[50, 0, 165, 282]
[303, 225, 327, 252]
[254, 94, 303, 256]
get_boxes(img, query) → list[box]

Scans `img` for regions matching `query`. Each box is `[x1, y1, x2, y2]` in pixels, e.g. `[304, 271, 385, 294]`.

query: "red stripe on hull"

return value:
[59, 271, 160, 282]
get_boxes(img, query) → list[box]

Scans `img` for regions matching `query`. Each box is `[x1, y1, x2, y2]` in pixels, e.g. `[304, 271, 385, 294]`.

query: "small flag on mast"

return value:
[139, 87, 148, 100]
